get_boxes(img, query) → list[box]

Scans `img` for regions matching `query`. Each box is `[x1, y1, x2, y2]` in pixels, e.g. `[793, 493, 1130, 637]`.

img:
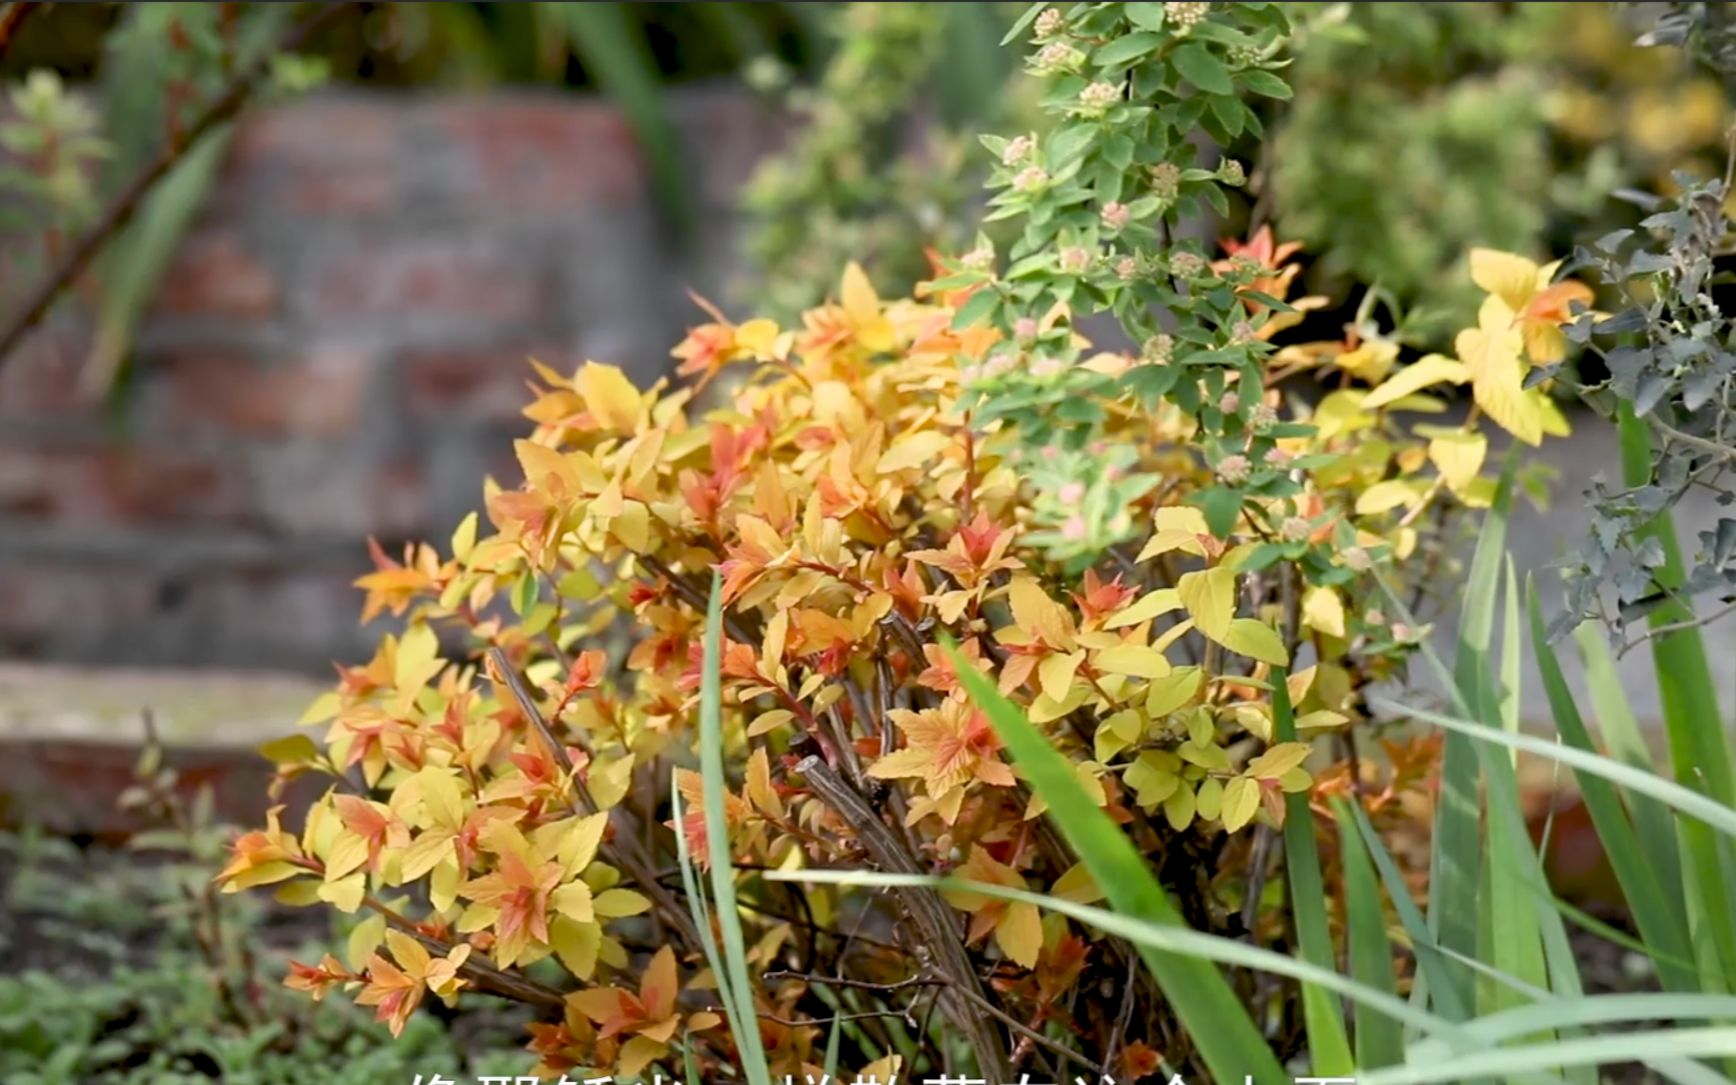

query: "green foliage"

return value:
[742, 3, 1023, 318]
[1270, 3, 1551, 335]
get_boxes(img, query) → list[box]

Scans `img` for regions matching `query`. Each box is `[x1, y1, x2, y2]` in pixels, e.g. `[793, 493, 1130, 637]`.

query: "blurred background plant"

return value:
[738, 2, 1027, 319]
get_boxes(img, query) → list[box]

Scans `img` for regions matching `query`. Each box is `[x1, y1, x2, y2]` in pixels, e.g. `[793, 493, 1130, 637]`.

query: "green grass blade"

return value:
[1273, 670, 1355, 1073]
[1355, 1027, 1736, 1085]
[1572, 621, 1689, 908]
[1618, 406, 1736, 992]
[1530, 583, 1699, 991]
[1369, 700, 1736, 839]
[1431, 466, 1514, 1007]
[700, 575, 771, 1085]
[549, 3, 695, 240]
[1346, 802, 1471, 1022]
[1616, 404, 1735, 805]
[1333, 799, 1404, 1068]
[948, 642, 1288, 1084]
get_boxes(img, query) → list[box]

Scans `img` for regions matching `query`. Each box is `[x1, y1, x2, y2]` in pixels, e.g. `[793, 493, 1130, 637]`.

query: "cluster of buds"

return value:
[1001, 133, 1036, 167]
[961, 243, 996, 272]
[1280, 515, 1313, 543]
[1100, 201, 1132, 232]
[1033, 6, 1065, 39]
[1250, 401, 1279, 430]
[1073, 80, 1123, 118]
[1140, 333, 1175, 365]
[1216, 452, 1252, 485]
[1058, 245, 1094, 274]
[1169, 250, 1207, 280]
[1029, 40, 1085, 76]
[1217, 158, 1247, 186]
[1148, 161, 1182, 203]
[1012, 165, 1050, 193]
[1166, 2, 1212, 32]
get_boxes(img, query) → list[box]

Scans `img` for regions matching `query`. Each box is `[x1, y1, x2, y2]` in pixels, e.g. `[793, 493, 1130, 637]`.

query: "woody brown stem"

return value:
[487, 647, 704, 953]
[797, 754, 1012, 1083]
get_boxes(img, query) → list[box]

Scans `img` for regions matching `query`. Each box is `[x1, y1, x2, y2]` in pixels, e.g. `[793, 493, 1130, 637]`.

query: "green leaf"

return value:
[1274, 672, 1354, 1075]
[1193, 485, 1243, 538]
[947, 639, 1289, 1085]
[698, 575, 772, 1085]
[1170, 43, 1234, 95]
[1094, 31, 1164, 68]
[1333, 799, 1404, 1069]
[1531, 582, 1699, 993]
[1618, 405, 1736, 988]
[1236, 68, 1293, 99]
[547, 4, 693, 240]
[1000, 2, 1048, 46]
[1126, 3, 1169, 32]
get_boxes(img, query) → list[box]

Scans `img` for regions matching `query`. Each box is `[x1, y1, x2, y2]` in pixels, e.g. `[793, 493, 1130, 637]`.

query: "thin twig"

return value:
[486, 647, 703, 952]
[1618, 597, 1736, 658]
[0, 2, 352, 368]
[942, 974, 1107, 1078]
[797, 754, 1013, 1082]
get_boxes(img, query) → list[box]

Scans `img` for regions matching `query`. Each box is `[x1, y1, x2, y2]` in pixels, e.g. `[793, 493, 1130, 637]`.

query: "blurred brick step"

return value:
[0, 662, 326, 840]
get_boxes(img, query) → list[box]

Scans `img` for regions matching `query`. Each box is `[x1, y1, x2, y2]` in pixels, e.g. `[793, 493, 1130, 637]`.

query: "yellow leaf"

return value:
[735, 318, 780, 357]
[1093, 644, 1171, 679]
[577, 361, 642, 432]
[1247, 742, 1312, 780]
[1038, 651, 1085, 702]
[550, 915, 601, 979]
[1145, 667, 1202, 716]
[297, 690, 341, 727]
[1177, 565, 1236, 641]
[1052, 862, 1105, 904]
[1355, 479, 1419, 516]
[1163, 782, 1197, 830]
[841, 262, 881, 324]
[1221, 618, 1288, 666]
[1469, 248, 1542, 314]
[1196, 777, 1225, 820]
[996, 902, 1044, 968]
[1457, 297, 1542, 445]
[1124, 752, 1181, 809]
[593, 888, 652, 918]
[259, 733, 318, 766]
[1221, 776, 1261, 831]
[551, 881, 596, 923]
[514, 438, 580, 495]
[1104, 588, 1180, 629]
[619, 1035, 669, 1079]
[318, 872, 365, 914]
[1428, 431, 1488, 492]
[1361, 354, 1468, 410]
[273, 879, 322, 906]
[1296, 709, 1351, 730]
[876, 430, 952, 474]
[1008, 577, 1074, 648]
[748, 709, 795, 737]
[450, 511, 479, 561]
[1301, 586, 1345, 638]
[347, 912, 387, 972]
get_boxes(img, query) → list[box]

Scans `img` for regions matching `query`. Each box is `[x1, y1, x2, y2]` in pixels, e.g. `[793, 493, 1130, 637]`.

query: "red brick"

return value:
[251, 451, 429, 539]
[401, 342, 570, 424]
[0, 444, 242, 526]
[0, 326, 95, 416]
[226, 98, 399, 216]
[0, 560, 159, 651]
[429, 98, 646, 212]
[154, 229, 278, 319]
[309, 240, 546, 323]
[163, 343, 376, 440]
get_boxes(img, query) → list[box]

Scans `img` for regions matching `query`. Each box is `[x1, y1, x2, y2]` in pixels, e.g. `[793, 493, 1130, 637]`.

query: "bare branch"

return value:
[0, 2, 352, 368]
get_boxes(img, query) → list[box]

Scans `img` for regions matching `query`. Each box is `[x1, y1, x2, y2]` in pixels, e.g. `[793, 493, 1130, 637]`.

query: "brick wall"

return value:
[0, 86, 784, 672]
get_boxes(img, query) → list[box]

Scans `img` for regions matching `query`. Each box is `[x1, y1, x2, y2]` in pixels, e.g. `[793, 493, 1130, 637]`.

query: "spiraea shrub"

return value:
[219, 227, 1584, 1078]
